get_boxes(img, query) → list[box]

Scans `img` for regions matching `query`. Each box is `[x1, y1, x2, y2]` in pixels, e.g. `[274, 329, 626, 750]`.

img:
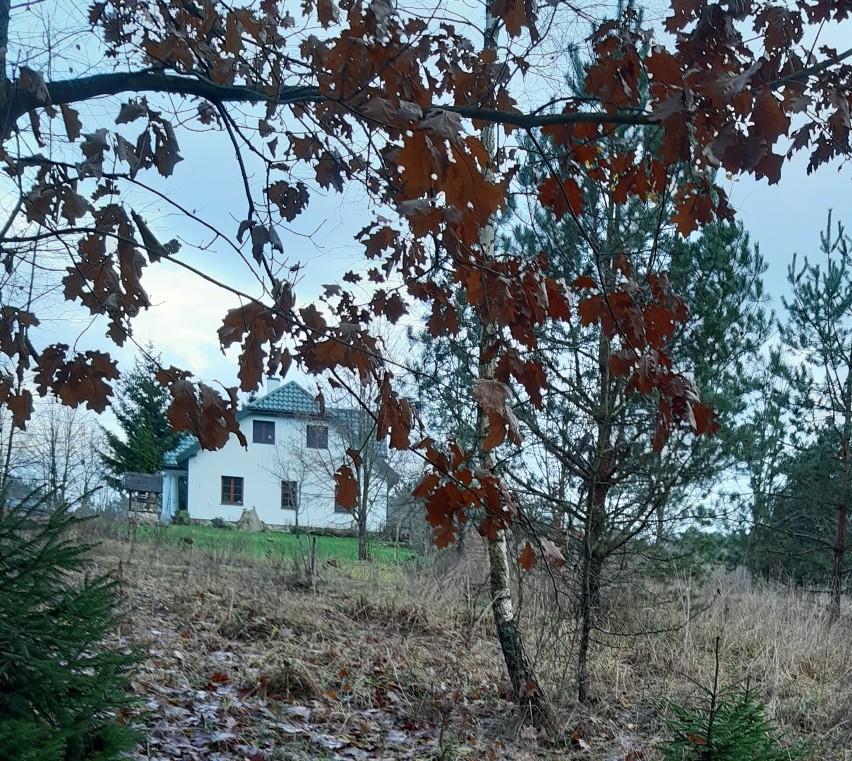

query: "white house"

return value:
[162, 380, 394, 530]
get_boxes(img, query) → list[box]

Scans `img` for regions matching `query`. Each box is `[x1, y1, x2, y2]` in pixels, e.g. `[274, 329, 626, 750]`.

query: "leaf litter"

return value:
[100, 539, 576, 760]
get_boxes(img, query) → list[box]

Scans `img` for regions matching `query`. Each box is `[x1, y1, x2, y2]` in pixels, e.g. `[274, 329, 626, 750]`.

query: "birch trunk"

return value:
[476, 3, 551, 727]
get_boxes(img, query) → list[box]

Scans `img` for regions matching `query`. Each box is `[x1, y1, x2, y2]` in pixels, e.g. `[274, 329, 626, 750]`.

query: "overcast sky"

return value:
[6, 0, 852, 404]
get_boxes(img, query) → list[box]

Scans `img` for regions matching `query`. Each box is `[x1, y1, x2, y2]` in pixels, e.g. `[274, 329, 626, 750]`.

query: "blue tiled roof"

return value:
[164, 434, 199, 467]
[246, 381, 319, 415]
[164, 382, 319, 467]
[329, 406, 360, 433]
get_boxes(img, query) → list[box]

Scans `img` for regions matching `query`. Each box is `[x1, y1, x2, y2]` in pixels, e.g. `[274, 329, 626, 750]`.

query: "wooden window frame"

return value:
[281, 480, 298, 510]
[221, 476, 244, 505]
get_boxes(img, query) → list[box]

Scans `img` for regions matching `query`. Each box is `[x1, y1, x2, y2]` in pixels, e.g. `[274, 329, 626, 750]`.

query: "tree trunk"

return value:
[358, 465, 370, 561]
[0, 0, 9, 81]
[358, 511, 368, 561]
[577, 547, 605, 703]
[0, 412, 12, 519]
[474, 3, 550, 729]
[576, 324, 614, 703]
[488, 531, 551, 723]
[834, 390, 851, 623]
[830, 503, 847, 623]
[577, 473, 608, 703]
[479, 346, 551, 721]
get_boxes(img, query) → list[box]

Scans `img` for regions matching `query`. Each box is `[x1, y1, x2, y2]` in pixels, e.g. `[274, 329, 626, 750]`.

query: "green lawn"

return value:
[128, 524, 416, 564]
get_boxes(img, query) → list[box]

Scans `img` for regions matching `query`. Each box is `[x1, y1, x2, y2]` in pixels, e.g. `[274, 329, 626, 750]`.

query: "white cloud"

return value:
[131, 263, 242, 385]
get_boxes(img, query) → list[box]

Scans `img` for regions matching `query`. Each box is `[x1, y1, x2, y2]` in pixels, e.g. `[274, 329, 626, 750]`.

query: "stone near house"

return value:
[236, 507, 264, 532]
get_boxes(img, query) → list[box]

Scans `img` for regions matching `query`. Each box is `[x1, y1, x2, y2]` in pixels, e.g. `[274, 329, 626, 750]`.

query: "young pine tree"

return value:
[0, 498, 139, 760]
[415, 6, 771, 703]
[503, 66, 769, 704]
[775, 211, 852, 621]
[749, 428, 840, 586]
[662, 640, 801, 761]
[100, 347, 178, 488]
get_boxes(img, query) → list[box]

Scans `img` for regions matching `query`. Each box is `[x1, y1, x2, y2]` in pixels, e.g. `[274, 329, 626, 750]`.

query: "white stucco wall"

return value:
[161, 471, 179, 524]
[183, 413, 386, 530]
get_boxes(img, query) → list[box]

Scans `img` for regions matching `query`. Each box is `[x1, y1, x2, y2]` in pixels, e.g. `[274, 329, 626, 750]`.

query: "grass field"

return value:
[124, 523, 417, 564]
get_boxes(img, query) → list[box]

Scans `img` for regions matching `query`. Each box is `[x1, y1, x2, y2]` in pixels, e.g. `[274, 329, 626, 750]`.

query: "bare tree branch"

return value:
[6, 40, 847, 135]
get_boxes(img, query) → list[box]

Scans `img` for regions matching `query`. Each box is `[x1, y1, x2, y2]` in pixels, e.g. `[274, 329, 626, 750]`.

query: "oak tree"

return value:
[1, 0, 852, 718]
[418, 16, 772, 701]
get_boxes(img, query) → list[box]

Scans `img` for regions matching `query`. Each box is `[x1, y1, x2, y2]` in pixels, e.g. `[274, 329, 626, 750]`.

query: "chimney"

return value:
[266, 376, 280, 393]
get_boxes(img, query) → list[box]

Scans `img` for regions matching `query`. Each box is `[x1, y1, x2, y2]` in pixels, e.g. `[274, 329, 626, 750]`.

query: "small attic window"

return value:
[253, 420, 275, 444]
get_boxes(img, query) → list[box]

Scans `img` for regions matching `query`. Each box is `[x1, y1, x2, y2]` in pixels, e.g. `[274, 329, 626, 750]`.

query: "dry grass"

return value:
[517, 562, 852, 759]
[86, 523, 851, 760]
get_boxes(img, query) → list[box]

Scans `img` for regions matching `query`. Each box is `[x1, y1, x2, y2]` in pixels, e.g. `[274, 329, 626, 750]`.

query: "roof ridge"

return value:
[250, 378, 311, 404]
[245, 380, 319, 415]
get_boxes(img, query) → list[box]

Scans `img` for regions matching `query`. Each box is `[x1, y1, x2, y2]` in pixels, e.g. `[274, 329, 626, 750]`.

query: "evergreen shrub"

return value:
[661, 639, 803, 761]
[0, 499, 139, 760]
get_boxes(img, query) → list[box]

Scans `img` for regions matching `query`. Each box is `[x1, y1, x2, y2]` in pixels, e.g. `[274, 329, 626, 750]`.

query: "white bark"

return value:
[474, 1, 550, 725]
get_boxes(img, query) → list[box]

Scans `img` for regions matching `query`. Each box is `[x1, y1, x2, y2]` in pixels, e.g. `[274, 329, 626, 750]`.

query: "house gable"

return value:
[242, 381, 320, 417]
